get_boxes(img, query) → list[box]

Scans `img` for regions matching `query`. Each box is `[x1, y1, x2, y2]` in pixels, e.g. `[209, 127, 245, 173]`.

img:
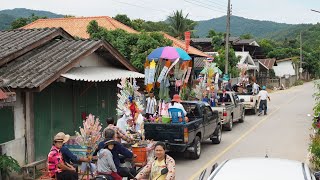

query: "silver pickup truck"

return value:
[237, 92, 259, 114]
[211, 91, 245, 131]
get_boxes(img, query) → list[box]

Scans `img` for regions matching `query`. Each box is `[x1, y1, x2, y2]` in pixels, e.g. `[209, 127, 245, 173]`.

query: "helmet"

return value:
[262, 86, 266, 90]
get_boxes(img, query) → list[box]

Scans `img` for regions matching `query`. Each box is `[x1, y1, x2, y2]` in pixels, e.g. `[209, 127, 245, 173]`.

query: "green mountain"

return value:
[195, 15, 313, 40]
[0, 8, 64, 30]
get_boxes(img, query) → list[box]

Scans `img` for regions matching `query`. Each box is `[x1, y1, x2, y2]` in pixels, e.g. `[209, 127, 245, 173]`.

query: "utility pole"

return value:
[225, 0, 231, 75]
[299, 32, 302, 80]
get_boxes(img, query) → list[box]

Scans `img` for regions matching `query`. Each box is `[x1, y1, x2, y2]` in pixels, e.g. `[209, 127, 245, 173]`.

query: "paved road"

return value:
[173, 82, 315, 180]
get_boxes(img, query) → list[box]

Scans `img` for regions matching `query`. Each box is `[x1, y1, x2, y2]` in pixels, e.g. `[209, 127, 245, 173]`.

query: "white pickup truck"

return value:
[211, 91, 245, 131]
[237, 92, 259, 114]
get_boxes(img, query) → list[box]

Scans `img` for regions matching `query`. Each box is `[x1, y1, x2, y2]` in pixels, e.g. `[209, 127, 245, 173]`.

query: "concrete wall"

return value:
[0, 137, 25, 165]
[0, 91, 26, 165]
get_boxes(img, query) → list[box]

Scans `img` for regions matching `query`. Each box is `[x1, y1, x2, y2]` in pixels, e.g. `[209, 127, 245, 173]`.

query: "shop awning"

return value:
[61, 67, 145, 82]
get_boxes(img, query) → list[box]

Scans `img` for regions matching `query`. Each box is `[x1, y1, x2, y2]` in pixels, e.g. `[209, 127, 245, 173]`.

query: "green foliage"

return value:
[216, 48, 239, 77]
[113, 14, 132, 27]
[207, 29, 216, 38]
[0, 8, 63, 30]
[167, 10, 197, 39]
[293, 80, 304, 86]
[11, 13, 47, 29]
[240, 33, 253, 39]
[0, 154, 21, 179]
[87, 20, 172, 72]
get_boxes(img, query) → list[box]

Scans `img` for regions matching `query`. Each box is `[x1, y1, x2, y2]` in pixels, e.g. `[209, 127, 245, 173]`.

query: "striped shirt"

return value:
[146, 97, 157, 114]
[47, 145, 64, 177]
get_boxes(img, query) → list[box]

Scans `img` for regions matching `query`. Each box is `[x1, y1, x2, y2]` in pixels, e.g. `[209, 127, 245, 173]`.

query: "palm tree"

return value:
[168, 10, 197, 39]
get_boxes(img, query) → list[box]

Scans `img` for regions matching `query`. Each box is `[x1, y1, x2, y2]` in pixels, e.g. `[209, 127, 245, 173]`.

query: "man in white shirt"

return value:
[258, 86, 271, 116]
[145, 92, 157, 119]
[252, 82, 260, 95]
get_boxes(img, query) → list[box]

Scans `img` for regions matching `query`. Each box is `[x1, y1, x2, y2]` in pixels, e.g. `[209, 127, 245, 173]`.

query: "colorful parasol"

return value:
[147, 46, 191, 61]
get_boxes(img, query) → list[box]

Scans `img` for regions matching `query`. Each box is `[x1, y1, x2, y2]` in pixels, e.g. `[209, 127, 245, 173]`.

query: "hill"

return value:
[195, 15, 313, 40]
[0, 8, 64, 30]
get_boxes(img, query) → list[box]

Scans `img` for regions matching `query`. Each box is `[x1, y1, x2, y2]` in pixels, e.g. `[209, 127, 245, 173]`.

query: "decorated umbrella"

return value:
[147, 46, 191, 61]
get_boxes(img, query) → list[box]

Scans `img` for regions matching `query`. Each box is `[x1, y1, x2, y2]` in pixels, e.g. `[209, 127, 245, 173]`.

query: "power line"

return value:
[184, 0, 227, 14]
[311, 9, 320, 14]
[110, 0, 170, 14]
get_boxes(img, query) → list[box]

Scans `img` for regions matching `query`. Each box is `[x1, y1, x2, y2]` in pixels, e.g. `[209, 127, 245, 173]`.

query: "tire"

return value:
[212, 124, 222, 144]
[224, 116, 233, 131]
[239, 110, 245, 123]
[190, 136, 201, 159]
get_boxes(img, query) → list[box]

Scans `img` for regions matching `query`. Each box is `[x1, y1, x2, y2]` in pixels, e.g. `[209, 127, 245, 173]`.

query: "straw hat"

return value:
[53, 132, 70, 143]
[171, 94, 182, 103]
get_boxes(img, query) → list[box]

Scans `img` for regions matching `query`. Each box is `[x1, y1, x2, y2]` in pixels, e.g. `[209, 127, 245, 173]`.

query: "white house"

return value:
[273, 58, 296, 77]
[235, 51, 259, 71]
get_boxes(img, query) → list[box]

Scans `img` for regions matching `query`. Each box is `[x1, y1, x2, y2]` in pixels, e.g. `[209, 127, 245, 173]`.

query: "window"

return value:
[182, 103, 200, 117]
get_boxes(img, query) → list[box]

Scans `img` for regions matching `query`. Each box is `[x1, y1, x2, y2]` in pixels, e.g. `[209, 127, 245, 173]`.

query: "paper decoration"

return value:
[157, 60, 171, 83]
[146, 60, 156, 92]
[184, 67, 192, 83]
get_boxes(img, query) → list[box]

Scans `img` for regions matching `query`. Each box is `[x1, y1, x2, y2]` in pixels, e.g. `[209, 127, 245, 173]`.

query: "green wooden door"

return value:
[0, 107, 14, 144]
[34, 82, 73, 160]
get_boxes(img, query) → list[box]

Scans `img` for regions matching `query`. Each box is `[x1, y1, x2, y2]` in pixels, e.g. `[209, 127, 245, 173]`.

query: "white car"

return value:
[204, 157, 319, 180]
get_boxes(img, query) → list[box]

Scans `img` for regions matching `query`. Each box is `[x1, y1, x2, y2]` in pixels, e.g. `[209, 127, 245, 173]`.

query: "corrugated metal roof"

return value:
[194, 52, 219, 69]
[0, 39, 101, 89]
[257, 58, 277, 70]
[0, 28, 72, 66]
[61, 67, 144, 82]
[190, 38, 212, 43]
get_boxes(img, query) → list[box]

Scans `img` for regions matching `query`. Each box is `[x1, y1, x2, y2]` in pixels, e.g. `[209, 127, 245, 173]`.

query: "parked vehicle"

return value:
[212, 91, 245, 131]
[144, 101, 222, 159]
[201, 157, 319, 180]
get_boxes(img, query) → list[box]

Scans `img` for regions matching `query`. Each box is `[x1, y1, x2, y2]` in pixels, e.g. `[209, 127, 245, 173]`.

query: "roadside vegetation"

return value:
[309, 81, 320, 170]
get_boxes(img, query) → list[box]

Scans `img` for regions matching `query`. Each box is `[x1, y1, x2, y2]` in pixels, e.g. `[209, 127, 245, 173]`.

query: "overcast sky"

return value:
[1, 0, 320, 24]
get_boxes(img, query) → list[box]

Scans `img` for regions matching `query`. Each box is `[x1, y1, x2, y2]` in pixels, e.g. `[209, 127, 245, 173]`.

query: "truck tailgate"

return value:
[237, 95, 252, 102]
[144, 123, 185, 143]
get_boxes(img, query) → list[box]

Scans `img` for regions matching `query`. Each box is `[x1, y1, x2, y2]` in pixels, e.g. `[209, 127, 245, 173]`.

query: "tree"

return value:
[240, 33, 253, 39]
[167, 10, 197, 39]
[11, 13, 46, 29]
[113, 14, 132, 27]
[87, 20, 172, 72]
[207, 29, 216, 38]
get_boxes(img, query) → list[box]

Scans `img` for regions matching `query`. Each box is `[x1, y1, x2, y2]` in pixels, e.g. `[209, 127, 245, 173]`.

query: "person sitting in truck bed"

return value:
[168, 94, 187, 117]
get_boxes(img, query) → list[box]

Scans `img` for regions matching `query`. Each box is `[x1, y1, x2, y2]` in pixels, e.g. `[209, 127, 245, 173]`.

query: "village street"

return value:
[173, 82, 315, 180]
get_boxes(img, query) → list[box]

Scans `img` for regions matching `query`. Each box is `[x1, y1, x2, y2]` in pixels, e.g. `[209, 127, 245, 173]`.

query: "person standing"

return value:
[135, 141, 175, 180]
[146, 92, 157, 119]
[252, 81, 260, 95]
[258, 86, 270, 116]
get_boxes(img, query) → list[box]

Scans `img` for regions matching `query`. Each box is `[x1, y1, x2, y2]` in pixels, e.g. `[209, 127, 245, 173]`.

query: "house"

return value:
[190, 38, 214, 52]
[23, 16, 209, 58]
[254, 58, 277, 86]
[0, 28, 144, 164]
[235, 51, 259, 77]
[273, 57, 296, 77]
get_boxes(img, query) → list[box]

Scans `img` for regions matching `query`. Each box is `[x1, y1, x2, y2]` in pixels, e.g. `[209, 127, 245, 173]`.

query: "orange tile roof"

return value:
[23, 16, 208, 57]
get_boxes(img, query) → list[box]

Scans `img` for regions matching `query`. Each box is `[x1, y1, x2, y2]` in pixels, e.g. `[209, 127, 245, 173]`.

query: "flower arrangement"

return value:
[75, 114, 102, 148]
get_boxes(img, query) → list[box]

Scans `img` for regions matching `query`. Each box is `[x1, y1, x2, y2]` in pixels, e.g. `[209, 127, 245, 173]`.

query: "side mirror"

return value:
[240, 99, 245, 103]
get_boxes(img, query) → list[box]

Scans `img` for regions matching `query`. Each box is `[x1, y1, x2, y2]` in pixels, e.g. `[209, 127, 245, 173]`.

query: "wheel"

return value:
[224, 116, 233, 131]
[190, 136, 201, 159]
[239, 110, 245, 123]
[212, 124, 222, 144]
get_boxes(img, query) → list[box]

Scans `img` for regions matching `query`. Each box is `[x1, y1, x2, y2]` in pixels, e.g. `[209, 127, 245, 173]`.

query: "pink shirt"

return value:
[47, 145, 64, 177]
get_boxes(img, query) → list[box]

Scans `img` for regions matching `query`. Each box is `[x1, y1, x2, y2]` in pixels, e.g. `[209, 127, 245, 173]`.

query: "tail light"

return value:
[250, 96, 253, 102]
[223, 110, 227, 117]
[184, 127, 189, 143]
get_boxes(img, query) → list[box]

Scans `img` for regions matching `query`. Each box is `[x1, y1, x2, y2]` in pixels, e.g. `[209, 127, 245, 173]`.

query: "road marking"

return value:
[189, 106, 281, 180]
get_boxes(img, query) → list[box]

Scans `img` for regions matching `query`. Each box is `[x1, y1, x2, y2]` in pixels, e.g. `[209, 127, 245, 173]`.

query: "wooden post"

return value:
[25, 92, 35, 163]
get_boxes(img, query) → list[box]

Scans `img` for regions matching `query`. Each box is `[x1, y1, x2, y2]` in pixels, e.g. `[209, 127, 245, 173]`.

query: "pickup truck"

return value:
[237, 92, 259, 114]
[144, 101, 222, 159]
[212, 91, 245, 131]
